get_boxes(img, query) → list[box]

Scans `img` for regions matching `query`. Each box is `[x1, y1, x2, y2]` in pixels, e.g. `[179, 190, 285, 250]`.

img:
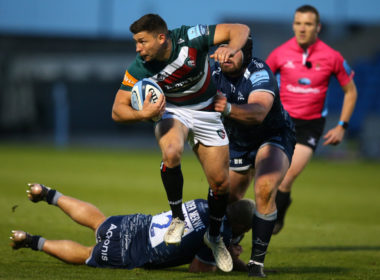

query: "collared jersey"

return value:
[266, 37, 354, 120]
[86, 199, 232, 269]
[212, 57, 294, 150]
[120, 25, 218, 109]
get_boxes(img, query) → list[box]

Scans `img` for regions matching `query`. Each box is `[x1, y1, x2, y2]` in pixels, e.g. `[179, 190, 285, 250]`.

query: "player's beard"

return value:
[221, 63, 244, 78]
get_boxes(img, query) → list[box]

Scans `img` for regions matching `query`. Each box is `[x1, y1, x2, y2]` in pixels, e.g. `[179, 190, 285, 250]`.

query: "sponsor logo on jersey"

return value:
[187, 25, 208, 40]
[217, 129, 226, 139]
[284, 60, 295, 69]
[230, 83, 236, 93]
[253, 59, 264, 68]
[122, 71, 138, 87]
[185, 201, 205, 232]
[185, 57, 196, 67]
[237, 92, 245, 101]
[298, 78, 311, 85]
[250, 70, 270, 86]
[101, 223, 117, 261]
[177, 38, 185, 44]
[286, 84, 320, 94]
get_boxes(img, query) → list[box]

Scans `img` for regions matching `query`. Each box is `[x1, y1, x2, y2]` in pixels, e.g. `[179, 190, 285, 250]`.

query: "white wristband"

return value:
[223, 102, 231, 116]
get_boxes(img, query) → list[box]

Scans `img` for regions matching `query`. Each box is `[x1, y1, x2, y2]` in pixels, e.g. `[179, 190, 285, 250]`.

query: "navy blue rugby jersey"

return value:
[87, 199, 232, 269]
[212, 57, 294, 149]
[144, 199, 232, 269]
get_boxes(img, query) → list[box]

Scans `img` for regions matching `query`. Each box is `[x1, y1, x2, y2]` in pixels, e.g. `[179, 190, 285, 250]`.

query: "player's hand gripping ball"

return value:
[131, 78, 163, 122]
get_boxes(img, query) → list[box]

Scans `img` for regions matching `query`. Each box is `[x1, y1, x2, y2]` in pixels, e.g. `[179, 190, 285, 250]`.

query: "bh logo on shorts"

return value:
[217, 129, 226, 139]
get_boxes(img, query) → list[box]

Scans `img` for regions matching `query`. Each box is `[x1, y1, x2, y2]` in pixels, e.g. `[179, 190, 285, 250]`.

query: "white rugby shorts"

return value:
[161, 106, 229, 148]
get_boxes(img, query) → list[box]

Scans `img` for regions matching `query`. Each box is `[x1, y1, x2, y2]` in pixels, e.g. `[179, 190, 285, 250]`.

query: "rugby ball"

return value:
[131, 78, 163, 121]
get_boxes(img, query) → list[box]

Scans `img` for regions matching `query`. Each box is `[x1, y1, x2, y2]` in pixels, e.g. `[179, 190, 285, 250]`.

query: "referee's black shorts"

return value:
[292, 117, 326, 151]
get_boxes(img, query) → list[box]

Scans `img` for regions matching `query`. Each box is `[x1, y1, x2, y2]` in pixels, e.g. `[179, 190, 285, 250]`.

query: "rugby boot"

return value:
[247, 261, 266, 278]
[27, 183, 50, 203]
[10, 230, 33, 250]
[164, 217, 185, 245]
[203, 232, 233, 272]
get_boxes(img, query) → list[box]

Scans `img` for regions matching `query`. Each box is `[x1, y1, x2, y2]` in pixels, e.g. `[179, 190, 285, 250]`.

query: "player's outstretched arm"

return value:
[211, 24, 250, 64]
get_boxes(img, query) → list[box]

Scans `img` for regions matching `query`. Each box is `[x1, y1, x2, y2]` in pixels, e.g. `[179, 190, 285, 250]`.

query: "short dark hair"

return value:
[129, 14, 168, 35]
[226, 199, 255, 229]
[242, 36, 253, 68]
[295, 5, 320, 24]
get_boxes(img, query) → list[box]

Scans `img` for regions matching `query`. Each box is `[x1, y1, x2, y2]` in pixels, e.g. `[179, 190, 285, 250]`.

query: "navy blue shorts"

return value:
[86, 216, 125, 268]
[86, 214, 151, 269]
[229, 129, 295, 171]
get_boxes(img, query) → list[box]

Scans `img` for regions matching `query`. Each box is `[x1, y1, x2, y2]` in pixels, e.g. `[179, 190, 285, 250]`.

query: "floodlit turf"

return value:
[0, 144, 379, 279]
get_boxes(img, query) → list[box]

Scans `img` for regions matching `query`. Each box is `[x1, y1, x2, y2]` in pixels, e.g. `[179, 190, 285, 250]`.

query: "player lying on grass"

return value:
[10, 183, 254, 272]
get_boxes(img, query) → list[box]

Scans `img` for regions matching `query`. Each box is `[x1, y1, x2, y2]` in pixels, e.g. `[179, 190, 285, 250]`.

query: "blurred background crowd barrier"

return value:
[0, 0, 379, 159]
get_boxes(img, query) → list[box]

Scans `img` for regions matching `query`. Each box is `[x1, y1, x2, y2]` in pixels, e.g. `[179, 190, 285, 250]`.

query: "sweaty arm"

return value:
[211, 24, 250, 63]
[111, 88, 165, 123]
[215, 91, 274, 125]
[323, 79, 358, 145]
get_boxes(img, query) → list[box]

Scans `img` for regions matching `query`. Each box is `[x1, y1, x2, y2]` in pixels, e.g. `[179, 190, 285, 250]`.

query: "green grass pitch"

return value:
[0, 144, 379, 279]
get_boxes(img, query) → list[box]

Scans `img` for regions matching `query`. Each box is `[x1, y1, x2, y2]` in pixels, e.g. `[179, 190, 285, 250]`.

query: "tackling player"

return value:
[266, 5, 358, 234]
[111, 14, 250, 271]
[10, 183, 254, 272]
[212, 37, 296, 277]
